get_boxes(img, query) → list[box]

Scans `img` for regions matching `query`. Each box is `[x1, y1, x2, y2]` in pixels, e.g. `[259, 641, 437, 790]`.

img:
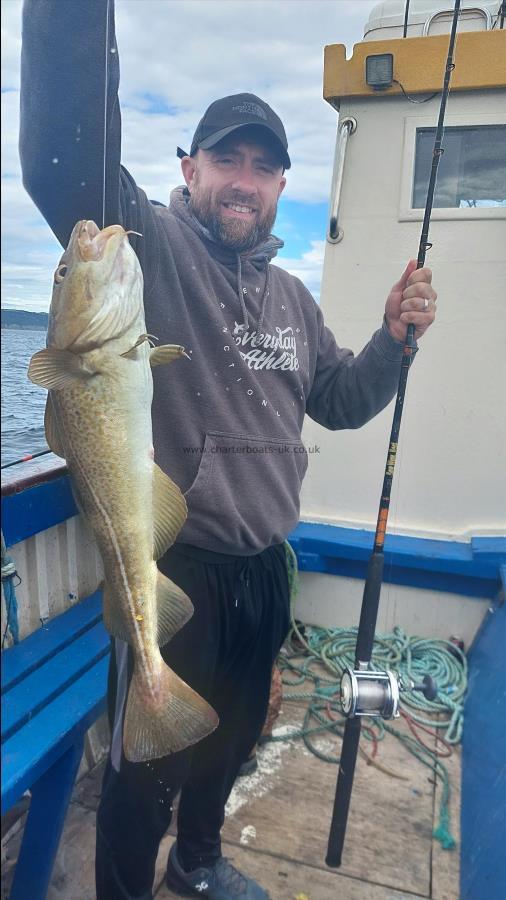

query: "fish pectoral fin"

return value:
[153, 464, 187, 560]
[156, 571, 194, 646]
[44, 396, 66, 458]
[102, 582, 132, 644]
[149, 344, 188, 367]
[120, 334, 151, 360]
[123, 660, 219, 762]
[28, 348, 95, 390]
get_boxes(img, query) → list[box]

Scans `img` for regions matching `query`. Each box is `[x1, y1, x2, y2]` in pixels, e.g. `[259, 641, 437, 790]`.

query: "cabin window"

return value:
[412, 125, 506, 209]
[399, 114, 506, 222]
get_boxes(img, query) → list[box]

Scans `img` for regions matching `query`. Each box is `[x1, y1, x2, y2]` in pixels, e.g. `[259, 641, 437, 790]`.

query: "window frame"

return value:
[398, 112, 506, 222]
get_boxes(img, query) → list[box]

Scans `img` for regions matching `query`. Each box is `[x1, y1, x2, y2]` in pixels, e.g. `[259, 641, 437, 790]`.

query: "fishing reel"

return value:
[340, 665, 437, 720]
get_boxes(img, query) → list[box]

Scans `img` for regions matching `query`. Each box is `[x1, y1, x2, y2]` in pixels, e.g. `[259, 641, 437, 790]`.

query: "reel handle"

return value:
[411, 674, 438, 702]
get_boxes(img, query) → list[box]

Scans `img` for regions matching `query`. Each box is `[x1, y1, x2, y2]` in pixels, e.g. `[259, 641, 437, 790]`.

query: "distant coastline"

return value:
[1, 309, 49, 331]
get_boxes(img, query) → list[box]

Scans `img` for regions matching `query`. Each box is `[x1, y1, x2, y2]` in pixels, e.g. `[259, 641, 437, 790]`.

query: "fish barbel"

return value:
[28, 220, 218, 762]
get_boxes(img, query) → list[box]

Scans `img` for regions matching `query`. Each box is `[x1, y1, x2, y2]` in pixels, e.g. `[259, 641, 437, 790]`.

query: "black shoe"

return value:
[166, 843, 270, 898]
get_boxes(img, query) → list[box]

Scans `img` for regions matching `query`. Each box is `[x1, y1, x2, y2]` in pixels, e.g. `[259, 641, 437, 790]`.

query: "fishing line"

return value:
[102, 0, 111, 229]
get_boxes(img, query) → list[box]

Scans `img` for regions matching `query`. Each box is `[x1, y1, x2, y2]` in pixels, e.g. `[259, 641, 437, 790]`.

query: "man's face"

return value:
[182, 129, 286, 251]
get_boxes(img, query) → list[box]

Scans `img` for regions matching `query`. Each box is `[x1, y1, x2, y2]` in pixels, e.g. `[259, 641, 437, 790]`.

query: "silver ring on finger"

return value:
[423, 297, 429, 311]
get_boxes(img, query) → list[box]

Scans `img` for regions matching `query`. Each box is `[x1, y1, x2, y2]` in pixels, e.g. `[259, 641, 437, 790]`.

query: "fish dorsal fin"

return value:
[150, 344, 188, 368]
[153, 464, 187, 560]
[28, 348, 94, 390]
[44, 396, 66, 458]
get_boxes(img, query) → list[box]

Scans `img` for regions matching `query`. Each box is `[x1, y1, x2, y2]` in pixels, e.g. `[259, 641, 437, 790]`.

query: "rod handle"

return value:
[326, 716, 361, 867]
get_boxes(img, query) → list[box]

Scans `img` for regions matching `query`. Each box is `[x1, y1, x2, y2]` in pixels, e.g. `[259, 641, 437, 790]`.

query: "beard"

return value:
[188, 175, 278, 252]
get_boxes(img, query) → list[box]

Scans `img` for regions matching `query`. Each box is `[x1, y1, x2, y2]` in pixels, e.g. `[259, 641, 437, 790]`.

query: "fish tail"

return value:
[123, 661, 219, 763]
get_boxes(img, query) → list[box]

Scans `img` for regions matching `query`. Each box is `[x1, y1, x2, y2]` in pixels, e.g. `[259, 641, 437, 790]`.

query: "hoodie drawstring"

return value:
[236, 255, 271, 332]
[257, 262, 270, 332]
[236, 254, 249, 330]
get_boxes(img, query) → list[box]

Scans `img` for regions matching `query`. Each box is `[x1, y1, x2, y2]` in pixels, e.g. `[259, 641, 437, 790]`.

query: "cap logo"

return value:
[232, 102, 268, 121]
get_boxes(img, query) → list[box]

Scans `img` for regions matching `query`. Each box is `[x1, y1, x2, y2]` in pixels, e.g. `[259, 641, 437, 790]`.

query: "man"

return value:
[19, 2, 437, 898]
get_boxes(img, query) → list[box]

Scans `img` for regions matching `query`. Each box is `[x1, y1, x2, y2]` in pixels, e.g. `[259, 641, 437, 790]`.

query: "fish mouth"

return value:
[76, 221, 127, 262]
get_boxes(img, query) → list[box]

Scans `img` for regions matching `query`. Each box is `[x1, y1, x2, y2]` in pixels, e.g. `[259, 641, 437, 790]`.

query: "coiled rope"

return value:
[280, 541, 464, 849]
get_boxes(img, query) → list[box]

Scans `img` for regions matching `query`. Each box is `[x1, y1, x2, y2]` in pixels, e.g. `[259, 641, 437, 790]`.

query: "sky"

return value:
[1, 0, 378, 312]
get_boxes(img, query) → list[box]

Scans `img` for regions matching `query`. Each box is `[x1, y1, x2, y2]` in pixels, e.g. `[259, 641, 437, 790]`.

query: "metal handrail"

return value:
[327, 116, 357, 244]
[423, 6, 492, 35]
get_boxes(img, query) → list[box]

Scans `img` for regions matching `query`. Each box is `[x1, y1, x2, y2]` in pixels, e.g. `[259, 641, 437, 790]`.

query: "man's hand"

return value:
[385, 260, 437, 343]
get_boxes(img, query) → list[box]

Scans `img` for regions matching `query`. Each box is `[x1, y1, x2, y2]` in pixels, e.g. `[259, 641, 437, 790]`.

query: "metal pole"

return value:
[328, 117, 357, 243]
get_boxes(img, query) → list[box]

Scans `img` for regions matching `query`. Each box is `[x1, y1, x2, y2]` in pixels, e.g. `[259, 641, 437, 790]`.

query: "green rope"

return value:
[279, 542, 464, 849]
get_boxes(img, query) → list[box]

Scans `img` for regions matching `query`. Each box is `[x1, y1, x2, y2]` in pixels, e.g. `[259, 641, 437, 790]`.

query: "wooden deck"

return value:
[1, 698, 461, 900]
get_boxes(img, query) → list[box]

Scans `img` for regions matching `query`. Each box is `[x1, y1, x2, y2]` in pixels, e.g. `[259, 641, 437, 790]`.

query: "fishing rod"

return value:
[1, 448, 52, 470]
[326, 0, 462, 868]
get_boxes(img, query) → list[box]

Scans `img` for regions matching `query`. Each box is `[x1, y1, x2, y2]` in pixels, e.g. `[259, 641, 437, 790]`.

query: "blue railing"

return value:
[3, 468, 504, 600]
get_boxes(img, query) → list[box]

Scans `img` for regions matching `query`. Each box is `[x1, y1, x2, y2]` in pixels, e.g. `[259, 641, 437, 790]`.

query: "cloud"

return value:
[1, 0, 377, 310]
[274, 239, 326, 299]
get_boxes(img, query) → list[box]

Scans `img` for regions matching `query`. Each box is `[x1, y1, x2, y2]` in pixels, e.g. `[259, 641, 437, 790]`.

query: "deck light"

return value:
[366, 54, 394, 90]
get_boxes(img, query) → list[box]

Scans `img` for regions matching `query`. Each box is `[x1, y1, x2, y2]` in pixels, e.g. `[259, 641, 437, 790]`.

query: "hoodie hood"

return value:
[168, 185, 284, 329]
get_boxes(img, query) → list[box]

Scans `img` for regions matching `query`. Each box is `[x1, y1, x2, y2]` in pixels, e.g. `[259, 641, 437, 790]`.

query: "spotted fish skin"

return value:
[29, 220, 218, 762]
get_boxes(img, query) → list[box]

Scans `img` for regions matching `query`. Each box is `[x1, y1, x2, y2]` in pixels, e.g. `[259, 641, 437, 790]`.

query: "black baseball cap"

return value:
[177, 93, 291, 170]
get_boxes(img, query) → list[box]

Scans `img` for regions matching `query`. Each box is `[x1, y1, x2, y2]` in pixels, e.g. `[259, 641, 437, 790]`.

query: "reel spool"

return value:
[340, 667, 400, 719]
[340, 666, 438, 720]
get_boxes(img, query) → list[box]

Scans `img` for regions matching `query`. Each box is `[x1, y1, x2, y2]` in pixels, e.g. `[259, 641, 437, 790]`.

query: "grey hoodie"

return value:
[19, 0, 409, 555]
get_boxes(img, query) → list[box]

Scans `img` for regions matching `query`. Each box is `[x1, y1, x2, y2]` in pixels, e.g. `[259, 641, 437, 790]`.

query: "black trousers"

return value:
[96, 542, 291, 900]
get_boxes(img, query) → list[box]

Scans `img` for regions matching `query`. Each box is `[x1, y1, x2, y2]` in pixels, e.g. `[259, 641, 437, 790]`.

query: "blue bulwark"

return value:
[1, 590, 109, 813]
[2, 476, 78, 548]
[1, 591, 109, 900]
[288, 522, 505, 599]
[461, 597, 506, 899]
[3, 472, 504, 598]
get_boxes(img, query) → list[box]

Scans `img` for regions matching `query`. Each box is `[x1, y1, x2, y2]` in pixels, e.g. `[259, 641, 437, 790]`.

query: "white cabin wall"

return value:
[295, 571, 489, 648]
[301, 89, 506, 542]
[1, 514, 103, 644]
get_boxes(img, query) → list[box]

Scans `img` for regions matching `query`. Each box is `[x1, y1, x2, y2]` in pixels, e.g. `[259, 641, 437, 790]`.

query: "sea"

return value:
[1, 329, 49, 467]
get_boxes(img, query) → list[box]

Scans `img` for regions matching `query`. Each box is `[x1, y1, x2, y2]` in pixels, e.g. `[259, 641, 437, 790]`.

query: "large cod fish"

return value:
[28, 220, 218, 762]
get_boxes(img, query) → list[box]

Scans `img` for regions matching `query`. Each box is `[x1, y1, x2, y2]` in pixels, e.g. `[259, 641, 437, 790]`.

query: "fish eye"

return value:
[54, 264, 68, 284]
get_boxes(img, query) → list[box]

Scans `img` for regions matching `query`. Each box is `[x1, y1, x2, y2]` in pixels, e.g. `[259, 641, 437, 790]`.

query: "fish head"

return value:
[47, 221, 143, 352]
